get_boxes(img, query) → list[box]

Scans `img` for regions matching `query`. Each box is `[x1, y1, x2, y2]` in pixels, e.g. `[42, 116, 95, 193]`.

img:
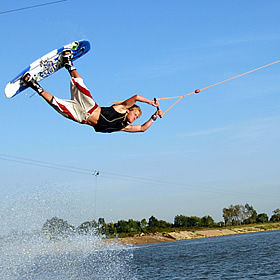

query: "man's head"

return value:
[126, 105, 142, 123]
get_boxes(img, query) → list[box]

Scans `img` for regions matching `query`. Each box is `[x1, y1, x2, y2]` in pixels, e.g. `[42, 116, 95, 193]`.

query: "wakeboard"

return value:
[5, 40, 91, 98]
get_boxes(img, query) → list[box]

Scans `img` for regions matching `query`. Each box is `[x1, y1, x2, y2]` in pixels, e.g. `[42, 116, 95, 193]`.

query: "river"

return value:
[1, 230, 279, 279]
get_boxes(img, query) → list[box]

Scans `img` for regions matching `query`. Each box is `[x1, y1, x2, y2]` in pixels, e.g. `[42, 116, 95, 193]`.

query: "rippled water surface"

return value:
[132, 230, 280, 280]
[1, 230, 279, 279]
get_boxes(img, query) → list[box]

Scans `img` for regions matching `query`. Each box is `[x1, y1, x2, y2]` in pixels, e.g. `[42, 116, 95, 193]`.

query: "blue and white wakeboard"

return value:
[5, 40, 91, 98]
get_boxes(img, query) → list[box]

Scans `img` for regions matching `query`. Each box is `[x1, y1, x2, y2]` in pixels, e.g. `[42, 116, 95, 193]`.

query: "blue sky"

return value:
[1, 0, 280, 234]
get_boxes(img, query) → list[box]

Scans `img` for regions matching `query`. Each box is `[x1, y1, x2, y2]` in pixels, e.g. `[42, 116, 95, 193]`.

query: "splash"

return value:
[0, 229, 137, 279]
[0, 186, 137, 280]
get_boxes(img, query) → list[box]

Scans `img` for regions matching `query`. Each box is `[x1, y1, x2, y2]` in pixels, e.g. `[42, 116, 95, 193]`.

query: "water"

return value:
[1, 230, 279, 279]
[0, 232, 136, 280]
[132, 230, 280, 280]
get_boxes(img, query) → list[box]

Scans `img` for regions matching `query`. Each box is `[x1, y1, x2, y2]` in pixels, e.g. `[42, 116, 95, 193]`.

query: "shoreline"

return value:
[116, 223, 280, 245]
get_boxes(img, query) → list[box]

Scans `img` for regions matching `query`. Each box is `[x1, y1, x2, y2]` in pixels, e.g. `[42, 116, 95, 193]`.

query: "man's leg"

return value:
[69, 69, 82, 79]
[22, 73, 53, 103]
[62, 50, 98, 118]
[22, 72, 85, 122]
[61, 49, 82, 79]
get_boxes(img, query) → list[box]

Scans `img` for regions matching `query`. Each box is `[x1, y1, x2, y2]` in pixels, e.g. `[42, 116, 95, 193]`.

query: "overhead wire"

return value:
[0, 153, 277, 200]
[0, 0, 67, 15]
[0, 155, 91, 176]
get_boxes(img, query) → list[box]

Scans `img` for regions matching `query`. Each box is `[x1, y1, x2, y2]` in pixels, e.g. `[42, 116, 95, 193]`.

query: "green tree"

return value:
[223, 207, 231, 225]
[187, 216, 202, 227]
[107, 222, 117, 235]
[223, 204, 247, 225]
[148, 216, 159, 227]
[148, 216, 159, 232]
[270, 208, 280, 222]
[140, 218, 148, 231]
[77, 221, 91, 233]
[127, 219, 141, 233]
[217, 221, 225, 227]
[91, 220, 98, 228]
[244, 204, 257, 224]
[201, 215, 215, 227]
[158, 219, 172, 229]
[257, 213, 269, 223]
[174, 215, 189, 227]
[97, 217, 109, 235]
[42, 217, 75, 239]
[233, 204, 246, 225]
[115, 220, 130, 233]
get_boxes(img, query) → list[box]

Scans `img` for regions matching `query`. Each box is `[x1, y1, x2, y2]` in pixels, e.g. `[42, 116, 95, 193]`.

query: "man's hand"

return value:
[155, 109, 162, 118]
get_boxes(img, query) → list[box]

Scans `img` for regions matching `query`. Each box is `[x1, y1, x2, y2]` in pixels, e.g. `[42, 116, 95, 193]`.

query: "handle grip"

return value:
[154, 98, 162, 118]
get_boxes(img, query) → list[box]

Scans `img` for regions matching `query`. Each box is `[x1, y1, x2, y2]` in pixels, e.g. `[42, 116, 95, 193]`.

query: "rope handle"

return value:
[157, 59, 280, 117]
[154, 98, 162, 118]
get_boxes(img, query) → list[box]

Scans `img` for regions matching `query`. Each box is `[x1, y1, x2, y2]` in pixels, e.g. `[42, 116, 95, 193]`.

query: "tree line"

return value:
[42, 204, 280, 239]
[223, 204, 280, 225]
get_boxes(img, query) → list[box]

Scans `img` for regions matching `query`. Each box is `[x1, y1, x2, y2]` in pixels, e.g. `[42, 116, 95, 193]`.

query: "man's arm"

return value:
[122, 109, 162, 133]
[114, 95, 160, 112]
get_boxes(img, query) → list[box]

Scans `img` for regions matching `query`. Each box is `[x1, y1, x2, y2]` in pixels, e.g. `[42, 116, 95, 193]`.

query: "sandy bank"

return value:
[116, 223, 280, 245]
